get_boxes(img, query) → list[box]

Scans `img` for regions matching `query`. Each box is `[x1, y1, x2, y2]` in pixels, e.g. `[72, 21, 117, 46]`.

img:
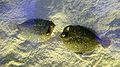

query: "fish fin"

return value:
[96, 36, 111, 48]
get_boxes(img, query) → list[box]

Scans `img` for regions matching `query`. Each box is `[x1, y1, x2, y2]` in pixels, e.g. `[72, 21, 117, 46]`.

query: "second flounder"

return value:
[17, 19, 55, 42]
[60, 25, 110, 54]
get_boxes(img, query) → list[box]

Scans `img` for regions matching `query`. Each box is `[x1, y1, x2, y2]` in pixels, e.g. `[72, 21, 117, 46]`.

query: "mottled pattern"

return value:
[17, 19, 55, 42]
[60, 25, 99, 54]
[0, 0, 120, 67]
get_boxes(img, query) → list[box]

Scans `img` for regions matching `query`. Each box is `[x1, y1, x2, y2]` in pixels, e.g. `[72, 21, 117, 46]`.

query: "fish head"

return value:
[60, 25, 72, 40]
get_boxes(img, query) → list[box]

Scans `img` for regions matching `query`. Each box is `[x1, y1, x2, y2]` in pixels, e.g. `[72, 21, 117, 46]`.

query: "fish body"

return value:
[17, 19, 55, 42]
[60, 25, 110, 54]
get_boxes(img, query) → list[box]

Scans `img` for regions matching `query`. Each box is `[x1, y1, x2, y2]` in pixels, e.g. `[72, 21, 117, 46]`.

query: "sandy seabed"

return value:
[0, 0, 120, 67]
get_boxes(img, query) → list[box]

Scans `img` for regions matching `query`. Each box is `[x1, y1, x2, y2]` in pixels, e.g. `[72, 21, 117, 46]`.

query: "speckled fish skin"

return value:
[17, 19, 55, 42]
[60, 25, 100, 54]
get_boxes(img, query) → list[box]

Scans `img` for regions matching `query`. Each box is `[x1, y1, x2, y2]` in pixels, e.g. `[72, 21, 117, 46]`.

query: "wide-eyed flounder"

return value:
[60, 25, 110, 54]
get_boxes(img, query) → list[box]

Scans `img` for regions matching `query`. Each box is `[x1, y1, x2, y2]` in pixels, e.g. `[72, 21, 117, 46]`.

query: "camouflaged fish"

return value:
[17, 19, 55, 42]
[60, 25, 111, 54]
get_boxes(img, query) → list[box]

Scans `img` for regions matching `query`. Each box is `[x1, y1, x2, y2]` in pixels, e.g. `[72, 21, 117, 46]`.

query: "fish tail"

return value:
[96, 36, 111, 48]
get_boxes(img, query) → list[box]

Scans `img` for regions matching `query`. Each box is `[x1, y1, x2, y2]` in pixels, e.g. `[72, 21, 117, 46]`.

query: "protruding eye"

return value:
[66, 26, 70, 31]
[60, 32, 68, 38]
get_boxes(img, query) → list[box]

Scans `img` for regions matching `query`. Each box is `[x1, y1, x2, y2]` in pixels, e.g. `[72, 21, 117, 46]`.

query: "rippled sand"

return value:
[0, 0, 120, 67]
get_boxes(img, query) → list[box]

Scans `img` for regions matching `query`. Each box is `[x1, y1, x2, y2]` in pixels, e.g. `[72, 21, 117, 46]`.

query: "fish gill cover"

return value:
[0, 0, 120, 67]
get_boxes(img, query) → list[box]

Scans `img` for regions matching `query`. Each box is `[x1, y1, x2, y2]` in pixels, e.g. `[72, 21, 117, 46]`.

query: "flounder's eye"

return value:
[60, 32, 68, 38]
[66, 26, 70, 31]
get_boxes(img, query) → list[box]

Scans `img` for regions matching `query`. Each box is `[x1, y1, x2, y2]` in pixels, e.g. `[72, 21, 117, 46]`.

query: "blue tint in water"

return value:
[22, 1, 36, 19]
[35, 0, 52, 19]
[0, 1, 11, 13]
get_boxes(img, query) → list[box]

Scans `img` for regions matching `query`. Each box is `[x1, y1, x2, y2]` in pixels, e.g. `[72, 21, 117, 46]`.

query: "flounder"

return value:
[60, 25, 111, 54]
[17, 19, 55, 42]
